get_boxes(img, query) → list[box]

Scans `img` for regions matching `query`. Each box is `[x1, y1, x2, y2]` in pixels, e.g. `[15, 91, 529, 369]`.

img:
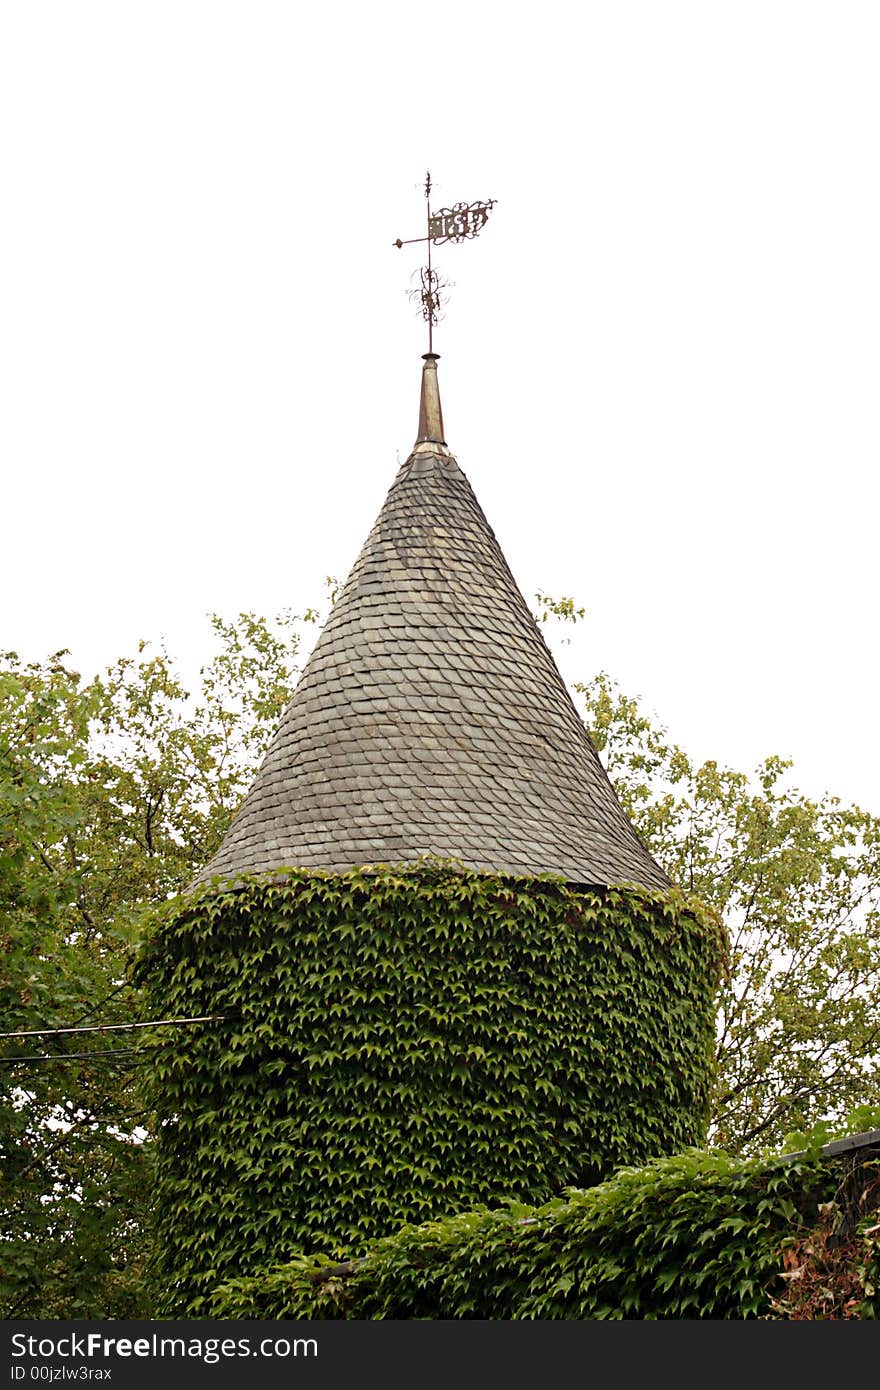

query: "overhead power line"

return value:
[0, 1012, 237, 1041]
[0, 1047, 149, 1065]
[0, 1011, 239, 1069]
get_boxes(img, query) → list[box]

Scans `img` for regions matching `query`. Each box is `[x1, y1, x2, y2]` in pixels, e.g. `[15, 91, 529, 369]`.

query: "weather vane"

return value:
[393, 171, 496, 352]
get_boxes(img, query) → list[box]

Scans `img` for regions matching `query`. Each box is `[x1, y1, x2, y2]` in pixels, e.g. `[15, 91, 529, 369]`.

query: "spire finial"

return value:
[416, 351, 445, 446]
[393, 173, 496, 355]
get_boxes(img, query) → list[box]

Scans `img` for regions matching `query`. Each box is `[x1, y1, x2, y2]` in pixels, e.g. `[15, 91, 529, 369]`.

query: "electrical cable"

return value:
[0, 1011, 237, 1041]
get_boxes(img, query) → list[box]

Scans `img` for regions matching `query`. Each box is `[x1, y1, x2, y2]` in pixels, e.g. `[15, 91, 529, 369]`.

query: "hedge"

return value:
[206, 1135, 880, 1319]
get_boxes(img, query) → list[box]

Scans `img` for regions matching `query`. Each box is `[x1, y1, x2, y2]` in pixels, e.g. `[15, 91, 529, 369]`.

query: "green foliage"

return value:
[577, 671, 880, 1152]
[0, 613, 305, 1317]
[205, 1139, 880, 1320]
[534, 592, 586, 626]
[0, 650, 149, 1316]
[7, 597, 880, 1316]
[136, 865, 723, 1313]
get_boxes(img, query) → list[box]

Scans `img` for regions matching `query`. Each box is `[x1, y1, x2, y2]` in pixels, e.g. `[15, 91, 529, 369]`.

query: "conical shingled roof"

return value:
[197, 357, 668, 890]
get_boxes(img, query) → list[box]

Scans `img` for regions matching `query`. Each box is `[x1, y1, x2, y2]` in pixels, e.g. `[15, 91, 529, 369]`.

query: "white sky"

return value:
[2, 2, 878, 812]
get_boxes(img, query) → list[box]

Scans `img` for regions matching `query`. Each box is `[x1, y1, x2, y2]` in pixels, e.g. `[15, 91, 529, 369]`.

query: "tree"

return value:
[577, 670, 880, 1152]
[0, 611, 309, 1316]
[0, 651, 146, 1314]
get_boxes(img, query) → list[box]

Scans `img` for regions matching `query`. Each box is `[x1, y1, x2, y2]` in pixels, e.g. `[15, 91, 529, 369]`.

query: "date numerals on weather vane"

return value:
[394, 199, 496, 250]
[428, 200, 496, 244]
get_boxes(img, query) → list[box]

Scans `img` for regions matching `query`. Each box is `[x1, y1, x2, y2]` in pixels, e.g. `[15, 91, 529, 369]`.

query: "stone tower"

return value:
[142, 353, 721, 1312]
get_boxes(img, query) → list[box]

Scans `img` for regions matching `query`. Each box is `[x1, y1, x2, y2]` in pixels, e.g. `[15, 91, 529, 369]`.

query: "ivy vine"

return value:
[136, 863, 724, 1313]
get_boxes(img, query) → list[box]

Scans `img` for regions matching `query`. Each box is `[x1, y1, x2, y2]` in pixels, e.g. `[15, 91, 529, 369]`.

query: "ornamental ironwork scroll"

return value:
[407, 266, 451, 329]
[393, 172, 496, 351]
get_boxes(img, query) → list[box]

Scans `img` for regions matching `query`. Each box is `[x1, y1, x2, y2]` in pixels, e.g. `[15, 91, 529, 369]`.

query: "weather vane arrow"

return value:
[393, 171, 496, 352]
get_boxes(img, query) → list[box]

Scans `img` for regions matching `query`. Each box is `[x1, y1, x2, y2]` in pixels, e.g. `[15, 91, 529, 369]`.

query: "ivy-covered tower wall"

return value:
[139, 868, 722, 1310]
[138, 357, 725, 1312]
